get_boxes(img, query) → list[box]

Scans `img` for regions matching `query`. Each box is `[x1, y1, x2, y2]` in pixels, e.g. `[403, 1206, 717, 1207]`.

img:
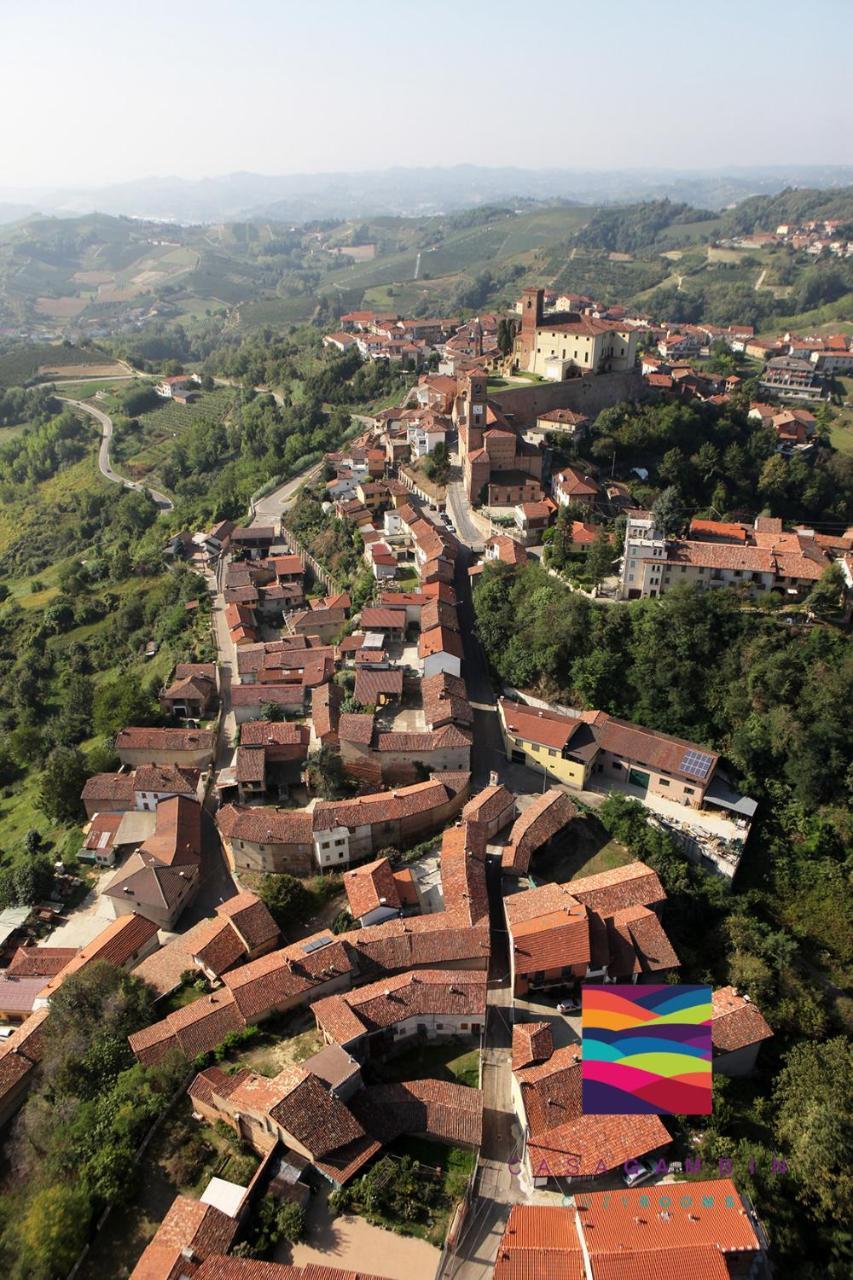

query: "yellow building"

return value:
[514, 287, 638, 380]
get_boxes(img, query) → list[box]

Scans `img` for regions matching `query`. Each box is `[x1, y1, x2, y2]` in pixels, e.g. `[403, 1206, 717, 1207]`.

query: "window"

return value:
[685, 786, 695, 795]
[660, 779, 670, 787]
[321, 842, 330, 850]
[549, 749, 557, 758]
[338, 850, 345, 859]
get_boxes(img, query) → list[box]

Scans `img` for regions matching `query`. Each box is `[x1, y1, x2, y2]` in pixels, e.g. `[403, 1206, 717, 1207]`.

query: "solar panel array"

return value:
[679, 749, 714, 780]
[302, 934, 333, 954]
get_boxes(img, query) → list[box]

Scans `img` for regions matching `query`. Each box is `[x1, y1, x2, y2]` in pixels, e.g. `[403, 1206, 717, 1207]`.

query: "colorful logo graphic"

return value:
[581, 984, 712, 1116]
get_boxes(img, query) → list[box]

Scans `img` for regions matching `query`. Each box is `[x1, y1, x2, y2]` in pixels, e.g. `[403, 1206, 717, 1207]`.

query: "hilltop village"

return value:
[0, 275, 849, 1280]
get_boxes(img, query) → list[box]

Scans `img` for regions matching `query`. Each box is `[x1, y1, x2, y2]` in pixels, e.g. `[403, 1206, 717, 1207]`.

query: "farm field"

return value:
[0, 342, 113, 388]
[111, 386, 239, 488]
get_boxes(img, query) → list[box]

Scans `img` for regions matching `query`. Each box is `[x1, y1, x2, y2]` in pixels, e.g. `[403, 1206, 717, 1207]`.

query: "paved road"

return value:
[250, 461, 324, 528]
[60, 397, 174, 511]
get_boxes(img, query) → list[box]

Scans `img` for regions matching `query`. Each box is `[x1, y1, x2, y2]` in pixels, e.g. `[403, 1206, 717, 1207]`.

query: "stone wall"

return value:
[492, 369, 643, 426]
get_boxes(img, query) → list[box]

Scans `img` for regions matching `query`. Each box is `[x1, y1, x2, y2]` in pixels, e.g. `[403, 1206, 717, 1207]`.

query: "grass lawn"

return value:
[366, 1037, 480, 1088]
[531, 812, 633, 885]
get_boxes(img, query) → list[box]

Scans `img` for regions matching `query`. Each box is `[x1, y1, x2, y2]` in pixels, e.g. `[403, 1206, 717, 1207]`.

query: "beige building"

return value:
[514, 287, 638, 380]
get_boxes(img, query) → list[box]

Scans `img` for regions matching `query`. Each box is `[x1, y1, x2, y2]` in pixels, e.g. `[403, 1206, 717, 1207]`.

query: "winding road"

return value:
[59, 397, 174, 511]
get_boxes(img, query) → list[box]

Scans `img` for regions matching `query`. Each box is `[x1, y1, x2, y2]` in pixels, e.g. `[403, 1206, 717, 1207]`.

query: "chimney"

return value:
[489, 770, 499, 787]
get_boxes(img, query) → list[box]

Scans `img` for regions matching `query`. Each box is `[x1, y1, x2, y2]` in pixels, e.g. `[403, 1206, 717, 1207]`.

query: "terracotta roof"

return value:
[516, 1043, 583, 1135]
[313, 969, 487, 1045]
[354, 1078, 483, 1148]
[419, 625, 464, 660]
[217, 805, 314, 846]
[502, 790, 578, 874]
[420, 598, 460, 633]
[554, 467, 600, 497]
[499, 699, 577, 752]
[38, 913, 159, 1001]
[235, 745, 266, 783]
[193, 919, 248, 976]
[512, 902, 591, 975]
[140, 795, 202, 866]
[216, 892, 279, 954]
[462, 784, 515, 829]
[512, 1021, 554, 1071]
[222, 934, 354, 1022]
[576, 1178, 761, 1256]
[359, 607, 406, 630]
[6, 945, 77, 978]
[338, 712, 375, 744]
[494, 1205, 585, 1280]
[187, 1065, 252, 1109]
[129, 1193, 238, 1280]
[485, 534, 530, 566]
[589, 1246, 730, 1280]
[134, 764, 200, 797]
[312, 778, 456, 832]
[344, 858, 402, 919]
[374, 724, 471, 754]
[116, 727, 215, 754]
[527, 1111, 670, 1179]
[711, 986, 773, 1054]
[193, 1255, 390, 1279]
[133, 916, 230, 996]
[422, 670, 472, 730]
[312, 681, 343, 740]
[81, 772, 135, 804]
[353, 667, 403, 705]
[595, 715, 720, 785]
[230, 684, 305, 709]
[567, 860, 665, 914]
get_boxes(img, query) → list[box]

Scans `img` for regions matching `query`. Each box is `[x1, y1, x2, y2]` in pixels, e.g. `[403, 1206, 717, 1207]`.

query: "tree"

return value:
[585, 529, 615, 586]
[257, 873, 313, 932]
[775, 1037, 853, 1221]
[806, 562, 845, 619]
[18, 1184, 91, 1280]
[38, 746, 88, 823]
[14, 855, 54, 906]
[93, 673, 158, 737]
[305, 745, 348, 799]
[651, 485, 684, 535]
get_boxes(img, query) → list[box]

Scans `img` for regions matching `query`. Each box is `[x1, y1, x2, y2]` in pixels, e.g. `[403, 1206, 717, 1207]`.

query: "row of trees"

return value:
[0, 963, 183, 1279]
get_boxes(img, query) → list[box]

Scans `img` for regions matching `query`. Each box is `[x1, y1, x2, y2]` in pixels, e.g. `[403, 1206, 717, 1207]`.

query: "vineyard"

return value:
[112, 386, 238, 487]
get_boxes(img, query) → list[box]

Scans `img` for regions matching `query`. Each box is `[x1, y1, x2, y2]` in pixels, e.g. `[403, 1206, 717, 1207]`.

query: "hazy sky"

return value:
[2, 0, 852, 189]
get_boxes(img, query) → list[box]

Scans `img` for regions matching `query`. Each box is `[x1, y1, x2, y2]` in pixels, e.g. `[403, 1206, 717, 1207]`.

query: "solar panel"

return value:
[302, 935, 333, 954]
[679, 750, 714, 780]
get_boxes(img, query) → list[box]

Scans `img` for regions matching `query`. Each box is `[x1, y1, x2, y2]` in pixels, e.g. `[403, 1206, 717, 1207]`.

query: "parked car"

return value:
[557, 999, 581, 1015]
[623, 1159, 653, 1187]
[440, 513, 454, 528]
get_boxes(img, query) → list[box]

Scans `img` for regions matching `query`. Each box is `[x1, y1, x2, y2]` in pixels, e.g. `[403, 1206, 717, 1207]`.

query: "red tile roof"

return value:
[512, 1021, 554, 1071]
[527, 1111, 670, 1179]
[343, 858, 402, 919]
[494, 1205, 585, 1280]
[419, 625, 464, 660]
[567, 860, 665, 914]
[116, 727, 215, 754]
[313, 969, 486, 1045]
[576, 1178, 762, 1256]
[216, 892, 280, 954]
[502, 790, 578, 874]
[589, 1246, 730, 1280]
[711, 986, 773, 1053]
[129, 1193, 238, 1280]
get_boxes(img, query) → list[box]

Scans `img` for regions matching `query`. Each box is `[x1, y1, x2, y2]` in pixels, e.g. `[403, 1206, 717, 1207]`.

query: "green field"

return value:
[0, 342, 109, 387]
[110, 386, 238, 487]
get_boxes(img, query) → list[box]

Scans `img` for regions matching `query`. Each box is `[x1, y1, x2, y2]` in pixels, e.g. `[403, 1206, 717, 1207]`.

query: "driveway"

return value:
[284, 1186, 440, 1280]
[46, 866, 118, 947]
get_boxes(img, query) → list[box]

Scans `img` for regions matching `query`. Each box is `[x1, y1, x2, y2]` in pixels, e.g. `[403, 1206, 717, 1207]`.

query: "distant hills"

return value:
[2, 164, 853, 225]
